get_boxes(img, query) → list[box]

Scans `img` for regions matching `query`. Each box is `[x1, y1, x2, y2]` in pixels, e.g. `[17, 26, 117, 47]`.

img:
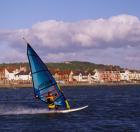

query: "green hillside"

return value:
[47, 61, 121, 71]
[0, 61, 122, 72]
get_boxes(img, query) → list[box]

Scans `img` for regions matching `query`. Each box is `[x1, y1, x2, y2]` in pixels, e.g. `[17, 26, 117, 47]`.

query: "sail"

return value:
[27, 44, 70, 109]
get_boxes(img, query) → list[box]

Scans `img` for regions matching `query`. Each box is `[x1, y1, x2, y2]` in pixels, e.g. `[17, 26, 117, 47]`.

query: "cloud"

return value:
[0, 14, 140, 69]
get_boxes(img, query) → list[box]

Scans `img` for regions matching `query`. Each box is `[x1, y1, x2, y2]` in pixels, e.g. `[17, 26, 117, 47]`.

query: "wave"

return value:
[0, 107, 52, 115]
[0, 105, 87, 115]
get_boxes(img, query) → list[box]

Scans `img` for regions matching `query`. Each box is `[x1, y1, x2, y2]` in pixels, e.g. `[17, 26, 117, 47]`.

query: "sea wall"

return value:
[0, 82, 140, 88]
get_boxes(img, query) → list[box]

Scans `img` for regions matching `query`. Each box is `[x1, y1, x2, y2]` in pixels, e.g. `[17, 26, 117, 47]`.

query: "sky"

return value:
[0, 0, 140, 69]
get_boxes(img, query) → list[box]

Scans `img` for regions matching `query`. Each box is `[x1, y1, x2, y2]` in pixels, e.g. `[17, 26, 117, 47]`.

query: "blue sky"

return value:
[0, 0, 140, 69]
[0, 0, 140, 29]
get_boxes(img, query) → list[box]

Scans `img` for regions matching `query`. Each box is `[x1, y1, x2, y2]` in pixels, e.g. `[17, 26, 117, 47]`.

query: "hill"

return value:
[0, 61, 122, 72]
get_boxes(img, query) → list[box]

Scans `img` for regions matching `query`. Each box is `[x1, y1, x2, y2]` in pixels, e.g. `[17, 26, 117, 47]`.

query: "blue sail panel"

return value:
[27, 44, 70, 109]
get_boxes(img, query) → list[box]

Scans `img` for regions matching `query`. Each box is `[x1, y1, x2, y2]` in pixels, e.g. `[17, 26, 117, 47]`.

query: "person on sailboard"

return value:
[46, 92, 58, 110]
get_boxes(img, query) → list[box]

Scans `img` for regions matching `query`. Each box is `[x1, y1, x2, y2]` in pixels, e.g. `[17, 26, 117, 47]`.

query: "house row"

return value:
[0, 67, 140, 84]
[53, 69, 140, 84]
[0, 66, 31, 82]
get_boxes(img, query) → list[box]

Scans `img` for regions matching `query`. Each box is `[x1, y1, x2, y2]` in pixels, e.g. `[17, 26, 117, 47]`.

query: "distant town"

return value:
[0, 61, 140, 87]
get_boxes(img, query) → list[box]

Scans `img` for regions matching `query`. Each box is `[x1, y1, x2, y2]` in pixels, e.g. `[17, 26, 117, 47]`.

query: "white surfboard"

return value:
[48, 105, 88, 114]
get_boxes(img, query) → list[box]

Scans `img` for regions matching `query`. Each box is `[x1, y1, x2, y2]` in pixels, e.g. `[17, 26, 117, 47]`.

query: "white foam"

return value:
[0, 105, 88, 115]
[0, 107, 51, 115]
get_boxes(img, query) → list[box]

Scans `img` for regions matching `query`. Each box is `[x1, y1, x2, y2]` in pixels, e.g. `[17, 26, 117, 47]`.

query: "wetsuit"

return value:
[46, 95, 55, 109]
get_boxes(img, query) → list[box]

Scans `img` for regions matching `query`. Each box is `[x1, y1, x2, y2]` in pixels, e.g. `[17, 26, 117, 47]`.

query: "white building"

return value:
[129, 71, 140, 82]
[70, 71, 92, 83]
[120, 70, 130, 81]
[4, 67, 31, 81]
[4, 68, 19, 80]
[92, 69, 101, 82]
[15, 71, 31, 81]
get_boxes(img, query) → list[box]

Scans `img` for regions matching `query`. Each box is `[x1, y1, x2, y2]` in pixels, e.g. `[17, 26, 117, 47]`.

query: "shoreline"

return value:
[0, 82, 140, 88]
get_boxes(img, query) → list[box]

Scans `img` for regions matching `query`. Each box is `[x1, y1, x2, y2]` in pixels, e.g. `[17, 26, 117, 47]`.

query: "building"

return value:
[69, 71, 92, 83]
[129, 71, 140, 82]
[15, 71, 31, 81]
[4, 68, 19, 80]
[120, 70, 130, 82]
[53, 70, 71, 84]
[4, 66, 31, 82]
[0, 68, 5, 80]
[93, 69, 121, 83]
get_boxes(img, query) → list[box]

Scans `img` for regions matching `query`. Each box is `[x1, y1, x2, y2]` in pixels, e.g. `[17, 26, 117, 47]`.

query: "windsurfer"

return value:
[46, 92, 58, 110]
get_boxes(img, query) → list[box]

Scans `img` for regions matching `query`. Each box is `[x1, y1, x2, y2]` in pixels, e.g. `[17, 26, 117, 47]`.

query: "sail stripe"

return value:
[32, 69, 50, 74]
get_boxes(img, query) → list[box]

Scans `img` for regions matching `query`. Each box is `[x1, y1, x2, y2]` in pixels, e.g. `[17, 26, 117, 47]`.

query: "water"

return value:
[0, 85, 140, 132]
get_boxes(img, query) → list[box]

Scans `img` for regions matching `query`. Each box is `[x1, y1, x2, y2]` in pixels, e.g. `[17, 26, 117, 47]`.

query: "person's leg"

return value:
[55, 105, 58, 110]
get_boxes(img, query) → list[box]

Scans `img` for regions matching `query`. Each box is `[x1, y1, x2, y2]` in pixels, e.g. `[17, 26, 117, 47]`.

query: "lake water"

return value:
[0, 85, 140, 132]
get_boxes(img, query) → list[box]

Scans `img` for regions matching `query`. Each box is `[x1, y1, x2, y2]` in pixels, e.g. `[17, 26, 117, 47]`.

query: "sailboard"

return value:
[48, 105, 88, 114]
[27, 42, 88, 113]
